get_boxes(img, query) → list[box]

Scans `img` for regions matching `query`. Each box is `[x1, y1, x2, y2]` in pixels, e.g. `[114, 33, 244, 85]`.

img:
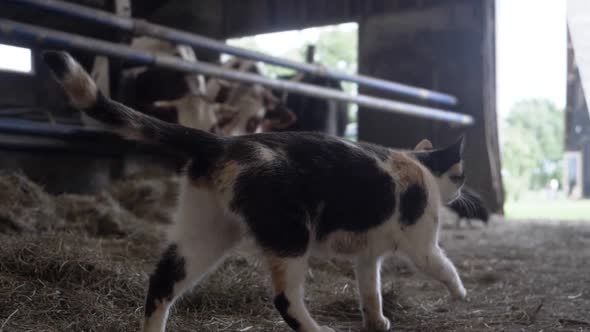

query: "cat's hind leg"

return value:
[267, 254, 334, 332]
[231, 166, 331, 331]
[142, 184, 241, 332]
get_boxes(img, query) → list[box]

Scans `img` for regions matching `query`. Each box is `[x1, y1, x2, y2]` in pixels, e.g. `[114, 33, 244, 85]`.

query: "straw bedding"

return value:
[1, 172, 589, 331]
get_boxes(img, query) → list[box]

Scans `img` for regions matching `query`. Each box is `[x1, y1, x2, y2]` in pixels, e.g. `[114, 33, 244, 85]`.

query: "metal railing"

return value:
[4, 0, 459, 106]
[0, 19, 474, 125]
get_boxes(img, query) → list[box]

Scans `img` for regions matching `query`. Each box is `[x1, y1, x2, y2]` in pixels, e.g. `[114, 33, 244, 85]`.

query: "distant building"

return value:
[565, 0, 590, 198]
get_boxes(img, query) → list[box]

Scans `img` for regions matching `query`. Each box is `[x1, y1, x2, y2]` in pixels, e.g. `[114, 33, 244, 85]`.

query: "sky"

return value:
[496, 0, 566, 119]
[0, 44, 32, 73]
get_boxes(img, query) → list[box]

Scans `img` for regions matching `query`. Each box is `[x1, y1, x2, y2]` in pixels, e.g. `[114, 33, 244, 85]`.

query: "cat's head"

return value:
[412, 136, 465, 203]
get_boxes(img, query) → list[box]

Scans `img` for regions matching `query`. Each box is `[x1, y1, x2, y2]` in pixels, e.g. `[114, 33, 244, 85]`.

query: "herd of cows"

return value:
[114, 37, 346, 139]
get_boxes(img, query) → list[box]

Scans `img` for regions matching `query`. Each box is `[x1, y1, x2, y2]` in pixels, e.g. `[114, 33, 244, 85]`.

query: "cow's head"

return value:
[153, 92, 221, 132]
[204, 59, 296, 136]
[152, 57, 296, 136]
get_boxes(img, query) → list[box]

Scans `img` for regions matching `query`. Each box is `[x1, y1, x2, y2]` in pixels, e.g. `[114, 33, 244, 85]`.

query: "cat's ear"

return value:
[414, 135, 465, 175]
[414, 139, 433, 151]
[440, 135, 465, 165]
[447, 135, 465, 158]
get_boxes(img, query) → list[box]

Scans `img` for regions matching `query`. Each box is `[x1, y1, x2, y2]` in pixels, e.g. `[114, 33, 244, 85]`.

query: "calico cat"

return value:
[43, 51, 467, 332]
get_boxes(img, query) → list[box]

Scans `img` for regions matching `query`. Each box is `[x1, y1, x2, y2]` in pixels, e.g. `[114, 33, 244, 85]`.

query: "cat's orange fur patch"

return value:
[449, 162, 463, 176]
[61, 61, 97, 108]
[212, 160, 241, 192]
[364, 293, 381, 320]
[388, 152, 424, 191]
[267, 256, 286, 293]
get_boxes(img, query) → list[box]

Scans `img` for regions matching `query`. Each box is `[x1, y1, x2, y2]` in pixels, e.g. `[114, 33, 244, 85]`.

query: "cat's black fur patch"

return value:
[87, 92, 131, 127]
[357, 141, 390, 161]
[274, 293, 301, 330]
[145, 244, 186, 318]
[229, 132, 396, 256]
[42, 51, 70, 79]
[224, 139, 264, 164]
[231, 160, 311, 256]
[399, 184, 428, 225]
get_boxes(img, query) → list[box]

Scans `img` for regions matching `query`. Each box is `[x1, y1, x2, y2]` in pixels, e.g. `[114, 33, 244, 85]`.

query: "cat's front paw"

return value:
[363, 316, 391, 332]
[318, 326, 336, 332]
[451, 284, 467, 300]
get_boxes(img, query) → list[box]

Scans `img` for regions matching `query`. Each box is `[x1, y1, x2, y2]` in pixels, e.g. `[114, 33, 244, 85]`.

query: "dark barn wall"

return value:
[0, 72, 35, 107]
[142, 0, 448, 39]
[565, 29, 590, 197]
[358, 0, 504, 213]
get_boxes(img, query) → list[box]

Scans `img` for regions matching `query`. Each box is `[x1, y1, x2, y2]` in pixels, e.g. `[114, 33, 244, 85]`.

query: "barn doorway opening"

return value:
[226, 22, 359, 140]
[495, 0, 590, 220]
[0, 43, 33, 74]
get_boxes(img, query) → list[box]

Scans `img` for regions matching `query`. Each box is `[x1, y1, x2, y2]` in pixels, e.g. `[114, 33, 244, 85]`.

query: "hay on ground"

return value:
[0, 171, 63, 233]
[1, 172, 589, 331]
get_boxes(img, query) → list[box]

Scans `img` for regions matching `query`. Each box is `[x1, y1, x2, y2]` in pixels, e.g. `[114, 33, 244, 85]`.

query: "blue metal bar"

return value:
[5, 0, 458, 106]
[0, 19, 473, 125]
[0, 118, 176, 157]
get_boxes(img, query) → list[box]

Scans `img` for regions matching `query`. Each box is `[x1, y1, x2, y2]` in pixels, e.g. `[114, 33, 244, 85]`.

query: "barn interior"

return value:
[0, 1, 588, 331]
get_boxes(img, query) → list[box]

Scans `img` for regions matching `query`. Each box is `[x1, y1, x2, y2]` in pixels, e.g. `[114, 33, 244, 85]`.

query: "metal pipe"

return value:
[0, 118, 179, 157]
[0, 118, 100, 137]
[6, 0, 458, 106]
[0, 19, 473, 125]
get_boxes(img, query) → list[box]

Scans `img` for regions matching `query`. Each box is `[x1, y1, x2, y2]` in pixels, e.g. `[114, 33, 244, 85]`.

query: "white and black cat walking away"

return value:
[44, 51, 470, 332]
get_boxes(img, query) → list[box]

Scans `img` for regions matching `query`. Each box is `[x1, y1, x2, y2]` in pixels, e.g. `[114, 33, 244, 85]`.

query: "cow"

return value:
[120, 37, 295, 136]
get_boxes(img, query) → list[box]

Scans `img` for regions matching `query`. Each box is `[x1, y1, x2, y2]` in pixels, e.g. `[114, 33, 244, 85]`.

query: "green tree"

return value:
[229, 26, 357, 88]
[314, 27, 357, 77]
[501, 99, 564, 201]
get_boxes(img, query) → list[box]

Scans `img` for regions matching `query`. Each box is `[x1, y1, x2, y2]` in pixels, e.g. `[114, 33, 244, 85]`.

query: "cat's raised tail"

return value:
[42, 50, 224, 156]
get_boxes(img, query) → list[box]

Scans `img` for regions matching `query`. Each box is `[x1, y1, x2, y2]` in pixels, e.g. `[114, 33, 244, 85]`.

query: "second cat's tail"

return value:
[42, 50, 224, 156]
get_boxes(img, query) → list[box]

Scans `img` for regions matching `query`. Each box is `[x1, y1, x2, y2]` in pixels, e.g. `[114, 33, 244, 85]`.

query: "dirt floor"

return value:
[1, 172, 589, 332]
